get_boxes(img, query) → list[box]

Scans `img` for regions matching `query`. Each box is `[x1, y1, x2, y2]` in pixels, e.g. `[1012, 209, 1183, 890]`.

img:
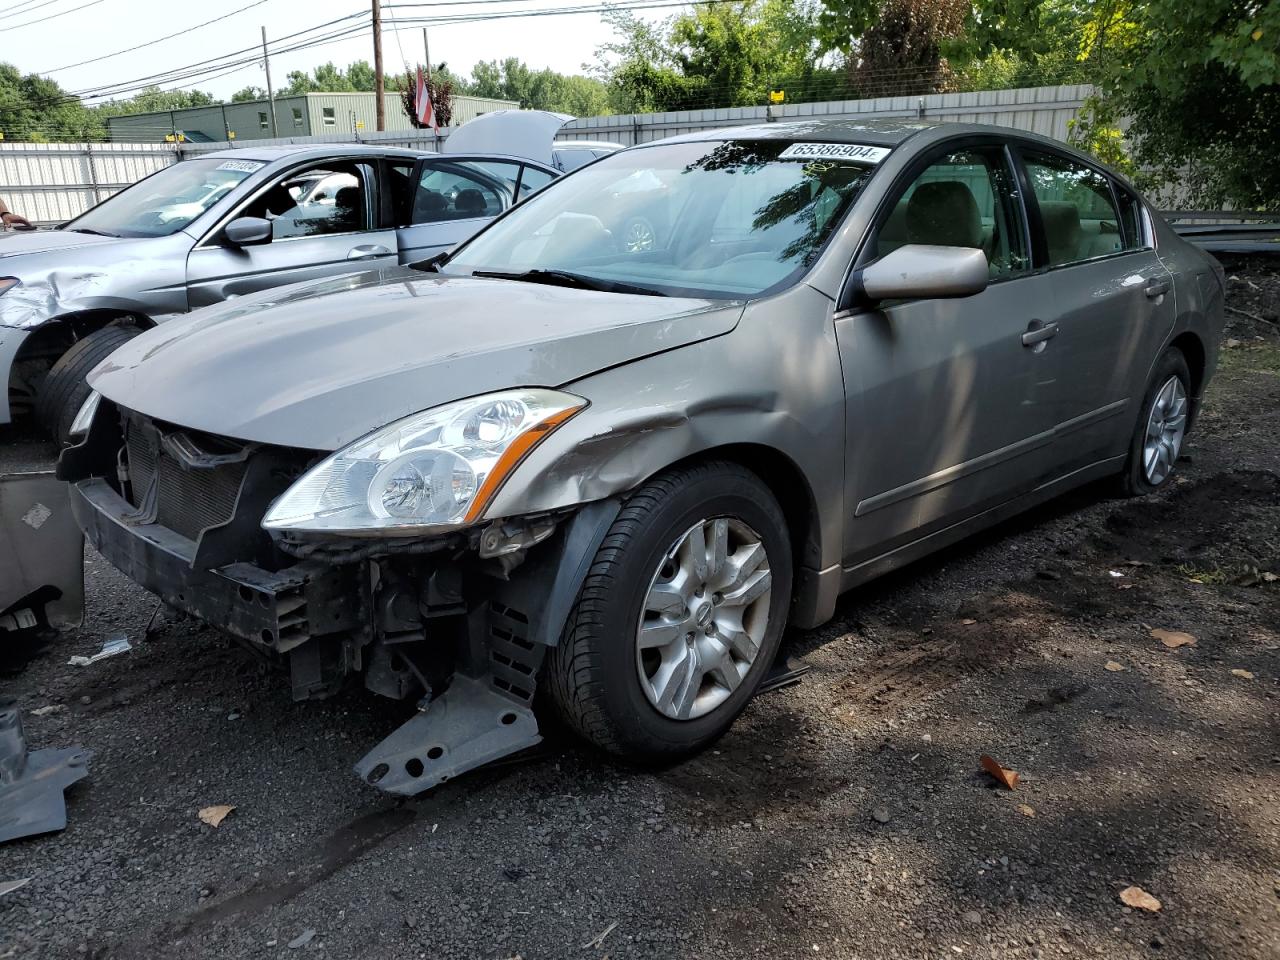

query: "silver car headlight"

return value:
[261, 388, 586, 535]
[69, 389, 101, 440]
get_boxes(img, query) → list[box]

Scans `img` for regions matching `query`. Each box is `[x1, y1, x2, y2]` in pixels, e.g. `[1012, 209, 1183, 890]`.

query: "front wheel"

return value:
[1118, 346, 1191, 496]
[546, 461, 792, 760]
[36, 324, 139, 445]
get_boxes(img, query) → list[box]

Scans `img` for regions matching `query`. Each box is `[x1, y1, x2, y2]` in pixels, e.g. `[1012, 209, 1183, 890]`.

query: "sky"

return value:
[4, 0, 674, 103]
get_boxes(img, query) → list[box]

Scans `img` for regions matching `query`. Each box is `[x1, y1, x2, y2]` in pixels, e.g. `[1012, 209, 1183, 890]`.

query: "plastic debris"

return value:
[581, 920, 618, 950]
[0, 877, 32, 898]
[288, 928, 317, 949]
[0, 699, 91, 844]
[67, 634, 132, 666]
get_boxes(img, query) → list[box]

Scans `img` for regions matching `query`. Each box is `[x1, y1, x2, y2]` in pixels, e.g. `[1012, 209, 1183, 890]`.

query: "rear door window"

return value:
[517, 166, 555, 200]
[1021, 150, 1127, 266]
[412, 160, 521, 223]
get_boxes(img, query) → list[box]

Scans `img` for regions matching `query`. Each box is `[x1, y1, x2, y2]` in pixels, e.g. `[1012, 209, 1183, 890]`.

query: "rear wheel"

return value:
[547, 461, 792, 760]
[1118, 347, 1191, 496]
[35, 324, 139, 445]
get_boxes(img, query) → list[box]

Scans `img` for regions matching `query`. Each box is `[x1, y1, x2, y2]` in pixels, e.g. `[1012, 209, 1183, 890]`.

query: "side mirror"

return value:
[844, 244, 989, 308]
[224, 216, 272, 247]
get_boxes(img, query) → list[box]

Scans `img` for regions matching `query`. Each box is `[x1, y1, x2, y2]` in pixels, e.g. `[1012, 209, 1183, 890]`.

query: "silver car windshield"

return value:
[444, 140, 880, 299]
[65, 157, 265, 238]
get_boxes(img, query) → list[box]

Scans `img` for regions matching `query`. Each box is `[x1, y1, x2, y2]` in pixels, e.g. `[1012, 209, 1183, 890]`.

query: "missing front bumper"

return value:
[70, 477, 368, 662]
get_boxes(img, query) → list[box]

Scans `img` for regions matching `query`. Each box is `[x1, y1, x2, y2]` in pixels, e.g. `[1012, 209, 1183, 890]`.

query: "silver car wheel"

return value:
[1142, 375, 1188, 486]
[636, 517, 772, 721]
[623, 217, 657, 253]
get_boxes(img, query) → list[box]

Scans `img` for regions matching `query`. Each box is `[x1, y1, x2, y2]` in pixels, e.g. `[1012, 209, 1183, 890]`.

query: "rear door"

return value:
[186, 158, 397, 307]
[1013, 145, 1177, 475]
[394, 156, 533, 262]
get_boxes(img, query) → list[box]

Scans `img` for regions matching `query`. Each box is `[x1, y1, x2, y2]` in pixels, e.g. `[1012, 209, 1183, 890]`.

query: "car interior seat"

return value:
[332, 185, 362, 231]
[454, 188, 487, 218]
[1039, 200, 1121, 264]
[413, 189, 447, 222]
[905, 181, 984, 249]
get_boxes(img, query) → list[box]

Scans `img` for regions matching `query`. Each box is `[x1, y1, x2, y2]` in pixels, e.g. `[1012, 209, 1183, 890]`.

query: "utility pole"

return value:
[422, 27, 430, 74]
[261, 26, 278, 138]
[372, 0, 385, 131]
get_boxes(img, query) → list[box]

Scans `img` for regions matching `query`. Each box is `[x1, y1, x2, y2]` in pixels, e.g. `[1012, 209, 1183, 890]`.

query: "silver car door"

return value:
[396, 157, 524, 262]
[186, 159, 397, 308]
[836, 142, 1059, 569]
[1015, 146, 1177, 476]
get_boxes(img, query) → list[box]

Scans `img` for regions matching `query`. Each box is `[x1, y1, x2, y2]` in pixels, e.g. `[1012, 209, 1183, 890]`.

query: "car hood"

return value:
[89, 267, 742, 450]
[443, 110, 573, 166]
[0, 229, 123, 258]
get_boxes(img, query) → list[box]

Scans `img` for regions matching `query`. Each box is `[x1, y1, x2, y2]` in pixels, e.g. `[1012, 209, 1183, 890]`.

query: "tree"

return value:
[230, 85, 267, 102]
[0, 63, 100, 141]
[1088, 0, 1280, 208]
[400, 66, 455, 128]
[468, 57, 610, 113]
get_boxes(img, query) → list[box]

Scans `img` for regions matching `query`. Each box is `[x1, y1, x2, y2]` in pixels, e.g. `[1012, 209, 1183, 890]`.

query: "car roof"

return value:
[190, 143, 558, 170]
[654, 117, 1084, 152]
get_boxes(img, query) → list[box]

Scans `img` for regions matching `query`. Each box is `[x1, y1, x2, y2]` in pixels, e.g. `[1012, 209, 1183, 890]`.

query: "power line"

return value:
[0, 0, 65, 18]
[37, 0, 274, 74]
[1, 0, 107, 31]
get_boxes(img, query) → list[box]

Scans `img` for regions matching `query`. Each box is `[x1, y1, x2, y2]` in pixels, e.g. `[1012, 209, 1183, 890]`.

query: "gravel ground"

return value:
[1, 258, 1278, 960]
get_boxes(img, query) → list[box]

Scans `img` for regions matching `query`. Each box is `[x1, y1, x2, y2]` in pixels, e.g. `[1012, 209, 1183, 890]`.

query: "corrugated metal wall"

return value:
[4, 85, 1093, 225]
[0, 142, 176, 224]
[556, 84, 1094, 146]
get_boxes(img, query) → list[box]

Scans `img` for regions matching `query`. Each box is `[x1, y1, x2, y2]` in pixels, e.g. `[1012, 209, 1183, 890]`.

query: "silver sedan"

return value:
[62, 119, 1224, 794]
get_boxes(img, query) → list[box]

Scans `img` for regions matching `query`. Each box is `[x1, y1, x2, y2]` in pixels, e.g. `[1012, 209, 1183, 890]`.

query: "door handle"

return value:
[1021, 320, 1059, 348]
[1144, 279, 1171, 299]
[347, 244, 392, 260]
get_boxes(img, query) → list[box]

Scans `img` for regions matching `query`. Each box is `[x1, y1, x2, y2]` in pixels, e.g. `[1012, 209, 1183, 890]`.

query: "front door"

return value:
[836, 142, 1059, 568]
[1015, 146, 1177, 475]
[186, 159, 398, 308]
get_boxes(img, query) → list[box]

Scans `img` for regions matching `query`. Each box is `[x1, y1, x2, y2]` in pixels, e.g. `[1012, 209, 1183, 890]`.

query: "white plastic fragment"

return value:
[67, 634, 131, 666]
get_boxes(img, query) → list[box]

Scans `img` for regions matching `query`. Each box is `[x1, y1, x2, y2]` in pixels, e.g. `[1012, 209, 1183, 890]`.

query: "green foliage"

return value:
[1090, 0, 1280, 208]
[230, 86, 268, 103]
[598, 0, 831, 111]
[466, 58, 610, 114]
[283, 61, 380, 96]
[400, 66, 455, 128]
[0, 64, 101, 141]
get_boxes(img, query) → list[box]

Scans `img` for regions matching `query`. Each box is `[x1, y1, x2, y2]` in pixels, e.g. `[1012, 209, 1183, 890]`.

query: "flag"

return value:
[415, 66, 438, 133]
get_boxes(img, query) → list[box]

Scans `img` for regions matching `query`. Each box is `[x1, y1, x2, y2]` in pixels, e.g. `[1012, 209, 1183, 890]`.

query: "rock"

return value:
[871, 805, 891, 824]
[963, 910, 982, 925]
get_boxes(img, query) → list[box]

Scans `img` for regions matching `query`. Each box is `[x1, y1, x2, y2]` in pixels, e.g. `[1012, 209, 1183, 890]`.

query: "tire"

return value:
[35, 324, 139, 445]
[546, 460, 793, 760]
[1118, 346, 1192, 497]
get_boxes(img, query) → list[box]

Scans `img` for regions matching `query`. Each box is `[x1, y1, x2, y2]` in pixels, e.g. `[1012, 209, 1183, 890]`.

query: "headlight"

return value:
[262, 388, 586, 535]
[68, 389, 100, 440]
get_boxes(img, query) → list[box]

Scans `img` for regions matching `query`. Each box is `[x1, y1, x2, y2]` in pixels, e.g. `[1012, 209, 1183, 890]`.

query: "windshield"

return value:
[65, 157, 265, 238]
[444, 139, 882, 298]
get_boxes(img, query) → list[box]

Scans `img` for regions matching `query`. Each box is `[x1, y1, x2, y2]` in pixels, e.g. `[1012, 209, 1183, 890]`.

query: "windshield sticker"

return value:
[216, 159, 266, 174]
[779, 142, 891, 163]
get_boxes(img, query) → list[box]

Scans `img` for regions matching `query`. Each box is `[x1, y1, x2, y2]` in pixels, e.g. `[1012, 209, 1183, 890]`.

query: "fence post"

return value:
[85, 145, 101, 206]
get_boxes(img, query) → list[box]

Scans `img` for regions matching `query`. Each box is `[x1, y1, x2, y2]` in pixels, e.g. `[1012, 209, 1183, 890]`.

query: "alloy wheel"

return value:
[1142, 375, 1188, 486]
[635, 517, 772, 720]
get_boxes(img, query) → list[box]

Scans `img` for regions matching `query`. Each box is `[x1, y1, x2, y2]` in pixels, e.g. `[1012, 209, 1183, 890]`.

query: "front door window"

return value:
[238, 162, 372, 240]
